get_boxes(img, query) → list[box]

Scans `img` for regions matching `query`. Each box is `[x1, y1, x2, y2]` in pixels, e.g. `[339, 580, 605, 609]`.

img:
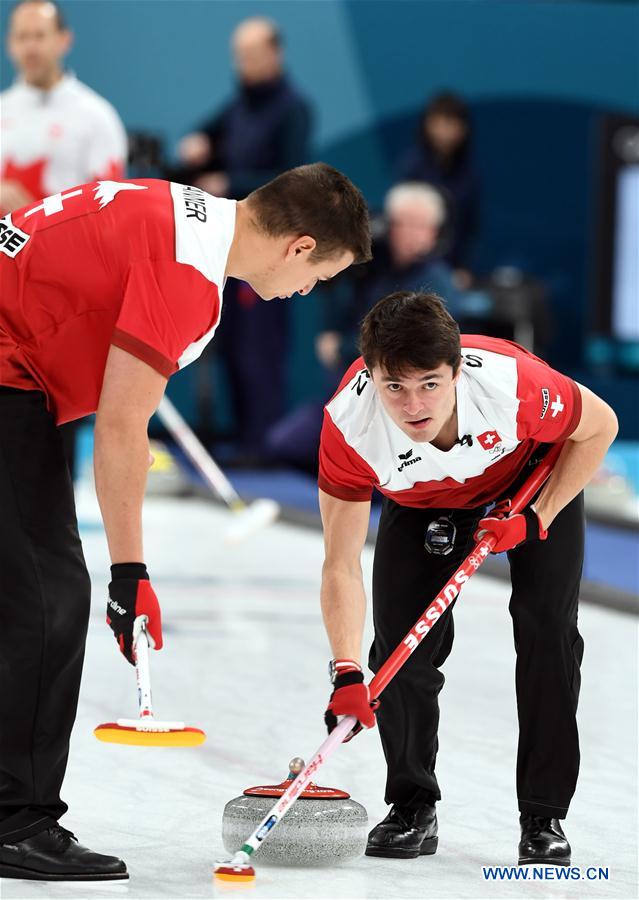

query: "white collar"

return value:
[16, 71, 75, 101]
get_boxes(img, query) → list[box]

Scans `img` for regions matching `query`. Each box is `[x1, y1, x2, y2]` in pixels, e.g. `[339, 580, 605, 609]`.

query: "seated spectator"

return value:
[397, 91, 479, 284]
[317, 182, 466, 376]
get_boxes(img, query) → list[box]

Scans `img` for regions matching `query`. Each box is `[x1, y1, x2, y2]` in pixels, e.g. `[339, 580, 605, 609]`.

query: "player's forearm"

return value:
[94, 418, 149, 563]
[534, 423, 618, 530]
[320, 564, 367, 663]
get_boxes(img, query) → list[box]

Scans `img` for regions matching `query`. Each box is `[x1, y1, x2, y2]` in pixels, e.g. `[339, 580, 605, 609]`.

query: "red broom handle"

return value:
[368, 443, 563, 701]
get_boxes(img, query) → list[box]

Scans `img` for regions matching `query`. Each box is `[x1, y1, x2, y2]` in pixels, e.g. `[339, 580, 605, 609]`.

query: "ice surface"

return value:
[2, 495, 636, 899]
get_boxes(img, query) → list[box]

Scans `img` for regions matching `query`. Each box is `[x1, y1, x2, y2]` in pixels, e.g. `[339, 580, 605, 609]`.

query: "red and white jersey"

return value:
[319, 337, 582, 508]
[0, 74, 127, 212]
[0, 179, 235, 423]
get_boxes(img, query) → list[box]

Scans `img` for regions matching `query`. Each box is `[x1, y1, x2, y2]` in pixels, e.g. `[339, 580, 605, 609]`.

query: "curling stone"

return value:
[222, 757, 368, 866]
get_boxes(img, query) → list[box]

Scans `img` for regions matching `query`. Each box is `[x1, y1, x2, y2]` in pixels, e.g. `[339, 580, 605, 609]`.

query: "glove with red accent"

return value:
[324, 659, 379, 743]
[474, 501, 548, 554]
[106, 563, 163, 664]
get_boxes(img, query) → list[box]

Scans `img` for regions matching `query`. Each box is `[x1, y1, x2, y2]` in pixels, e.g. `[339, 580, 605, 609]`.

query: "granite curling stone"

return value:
[222, 757, 368, 866]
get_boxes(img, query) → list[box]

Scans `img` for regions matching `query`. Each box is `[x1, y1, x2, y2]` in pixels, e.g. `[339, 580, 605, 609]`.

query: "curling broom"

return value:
[155, 396, 280, 544]
[94, 616, 206, 748]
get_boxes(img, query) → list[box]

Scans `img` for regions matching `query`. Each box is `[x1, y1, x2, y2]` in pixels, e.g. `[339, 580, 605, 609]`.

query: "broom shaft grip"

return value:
[134, 621, 154, 718]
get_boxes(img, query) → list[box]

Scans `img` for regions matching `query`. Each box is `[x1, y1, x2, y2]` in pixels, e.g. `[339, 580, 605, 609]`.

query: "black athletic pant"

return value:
[369, 465, 585, 820]
[0, 388, 90, 842]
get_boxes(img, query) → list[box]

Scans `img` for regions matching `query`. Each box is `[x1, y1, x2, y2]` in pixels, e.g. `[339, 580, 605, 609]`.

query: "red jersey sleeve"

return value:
[318, 408, 376, 502]
[112, 260, 220, 378]
[516, 354, 582, 442]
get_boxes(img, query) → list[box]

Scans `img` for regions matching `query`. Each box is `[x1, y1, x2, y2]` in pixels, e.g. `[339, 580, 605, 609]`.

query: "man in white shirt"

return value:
[0, 0, 127, 214]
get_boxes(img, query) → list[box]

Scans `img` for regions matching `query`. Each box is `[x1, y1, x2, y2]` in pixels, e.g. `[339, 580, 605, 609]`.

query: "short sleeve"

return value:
[516, 354, 582, 442]
[112, 260, 219, 377]
[86, 101, 128, 182]
[318, 408, 375, 502]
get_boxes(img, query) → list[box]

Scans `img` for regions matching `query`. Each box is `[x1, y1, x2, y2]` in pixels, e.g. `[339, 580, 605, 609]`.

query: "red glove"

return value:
[107, 563, 163, 664]
[324, 660, 379, 743]
[474, 502, 547, 554]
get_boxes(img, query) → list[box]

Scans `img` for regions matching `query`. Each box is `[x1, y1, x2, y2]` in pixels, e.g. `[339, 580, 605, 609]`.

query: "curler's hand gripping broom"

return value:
[94, 616, 206, 748]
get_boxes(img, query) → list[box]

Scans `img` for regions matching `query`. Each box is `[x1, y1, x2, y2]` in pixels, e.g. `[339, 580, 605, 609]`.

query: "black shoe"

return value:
[366, 804, 438, 859]
[518, 814, 571, 866]
[0, 824, 128, 881]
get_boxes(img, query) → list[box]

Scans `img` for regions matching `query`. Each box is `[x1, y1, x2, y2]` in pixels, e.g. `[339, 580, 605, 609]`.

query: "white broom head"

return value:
[224, 498, 280, 544]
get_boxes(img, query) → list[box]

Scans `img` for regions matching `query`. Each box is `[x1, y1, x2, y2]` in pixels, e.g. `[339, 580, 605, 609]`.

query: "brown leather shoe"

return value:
[0, 824, 128, 881]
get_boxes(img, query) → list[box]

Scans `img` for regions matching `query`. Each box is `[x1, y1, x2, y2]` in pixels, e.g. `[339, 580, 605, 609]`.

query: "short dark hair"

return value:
[11, 0, 67, 29]
[247, 163, 372, 264]
[359, 291, 461, 377]
[424, 91, 470, 125]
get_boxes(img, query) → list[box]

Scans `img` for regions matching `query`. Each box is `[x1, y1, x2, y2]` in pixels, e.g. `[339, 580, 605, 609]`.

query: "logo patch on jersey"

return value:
[477, 430, 502, 450]
[550, 394, 564, 417]
[397, 449, 422, 472]
[94, 180, 147, 210]
[351, 368, 370, 397]
[540, 388, 550, 419]
[0, 215, 30, 257]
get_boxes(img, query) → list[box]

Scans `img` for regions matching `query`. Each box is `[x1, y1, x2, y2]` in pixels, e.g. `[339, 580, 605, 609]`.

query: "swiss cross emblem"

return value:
[477, 430, 501, 450]
[550, 394, 564, 417]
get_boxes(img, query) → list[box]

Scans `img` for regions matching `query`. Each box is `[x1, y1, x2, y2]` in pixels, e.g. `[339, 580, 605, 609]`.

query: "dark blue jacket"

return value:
[397, 143, 479, 268]
[200, 75, 312, 198]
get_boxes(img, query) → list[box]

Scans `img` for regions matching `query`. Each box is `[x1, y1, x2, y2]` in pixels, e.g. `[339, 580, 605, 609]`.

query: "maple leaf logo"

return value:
[93, 180, 147, 210]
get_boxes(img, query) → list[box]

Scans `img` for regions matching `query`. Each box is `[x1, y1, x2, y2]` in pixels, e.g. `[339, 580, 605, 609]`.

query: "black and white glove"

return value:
[106, 563, 163, 664]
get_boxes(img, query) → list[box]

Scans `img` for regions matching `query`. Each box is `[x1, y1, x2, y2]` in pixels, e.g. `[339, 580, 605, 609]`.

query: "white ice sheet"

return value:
[2, 496, 636, 899]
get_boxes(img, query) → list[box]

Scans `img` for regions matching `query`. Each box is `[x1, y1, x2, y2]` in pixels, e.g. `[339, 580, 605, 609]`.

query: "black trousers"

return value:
[369, 474, 585, 820]
[0, 388, 90, 842]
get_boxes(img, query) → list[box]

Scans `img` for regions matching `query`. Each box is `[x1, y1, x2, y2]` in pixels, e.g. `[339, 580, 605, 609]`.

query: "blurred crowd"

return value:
[1, 2, 555, 472]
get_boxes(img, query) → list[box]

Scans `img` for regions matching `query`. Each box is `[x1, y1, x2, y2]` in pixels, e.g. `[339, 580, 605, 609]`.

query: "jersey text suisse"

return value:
[318, 337, 581, 508]
[0, 179, 235, 423]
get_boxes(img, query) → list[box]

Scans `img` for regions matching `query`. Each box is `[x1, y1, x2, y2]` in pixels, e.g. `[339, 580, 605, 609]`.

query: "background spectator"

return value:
[172, 16, 313, 464]
[396, 91, 479, 286]
[173, 16, 311, 199]
[0, 0, 127, 214]
[317, 182, 466, 375]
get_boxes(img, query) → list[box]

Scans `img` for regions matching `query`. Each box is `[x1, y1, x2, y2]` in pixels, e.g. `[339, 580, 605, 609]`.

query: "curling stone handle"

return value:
[133, 616, 154, 719]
